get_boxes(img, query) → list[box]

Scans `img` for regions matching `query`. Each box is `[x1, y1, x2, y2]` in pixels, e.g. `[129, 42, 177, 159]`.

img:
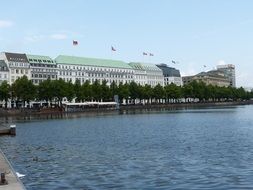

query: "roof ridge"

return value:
[56, 55, 125, 63]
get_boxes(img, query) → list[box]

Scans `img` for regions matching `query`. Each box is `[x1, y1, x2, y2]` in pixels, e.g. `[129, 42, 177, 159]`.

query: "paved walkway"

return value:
[0, 150, 25, 190]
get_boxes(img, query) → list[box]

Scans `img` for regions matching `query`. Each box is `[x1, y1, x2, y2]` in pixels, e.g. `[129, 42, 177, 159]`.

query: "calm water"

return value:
[1, 105, 253, 189]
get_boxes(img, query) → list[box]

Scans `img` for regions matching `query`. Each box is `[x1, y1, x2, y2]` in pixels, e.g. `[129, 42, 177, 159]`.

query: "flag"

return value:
[73, 40, 78, 46]
[149, 53, 154, 56]
[143, 52, 148, 55]
[111, 46, 116, 51]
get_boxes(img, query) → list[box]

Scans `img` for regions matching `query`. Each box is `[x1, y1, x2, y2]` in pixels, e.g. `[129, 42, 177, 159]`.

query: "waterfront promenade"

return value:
[0, 100, 253, 117]
[0, 150, 25, 190]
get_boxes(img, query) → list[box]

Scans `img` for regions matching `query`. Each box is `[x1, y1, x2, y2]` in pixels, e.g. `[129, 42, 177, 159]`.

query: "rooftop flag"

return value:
[73, 40, 78, 46]
[111, 46, 116, 51]
[143, 52, 148, 55]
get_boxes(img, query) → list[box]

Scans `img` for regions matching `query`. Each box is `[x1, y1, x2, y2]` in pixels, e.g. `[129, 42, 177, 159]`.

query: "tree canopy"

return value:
[0, 76, 252, 108]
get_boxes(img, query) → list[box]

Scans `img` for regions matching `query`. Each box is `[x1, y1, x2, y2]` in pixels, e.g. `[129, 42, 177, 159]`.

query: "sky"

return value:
[0, 0, 253, 87]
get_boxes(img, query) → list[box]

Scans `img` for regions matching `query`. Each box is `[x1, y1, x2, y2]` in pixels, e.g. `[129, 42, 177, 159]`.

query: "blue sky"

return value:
[0, 0, 253, 87]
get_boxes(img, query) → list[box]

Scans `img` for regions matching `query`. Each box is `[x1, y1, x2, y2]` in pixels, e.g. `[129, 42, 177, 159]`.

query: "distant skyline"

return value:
[1, 0, 253, 87]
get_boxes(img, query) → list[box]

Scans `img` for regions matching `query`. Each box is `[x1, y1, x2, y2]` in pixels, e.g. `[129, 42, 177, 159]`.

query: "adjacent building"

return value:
[0, 60, 9, 84]
[27, 54, 57, 85]
[129, 62, 164, 87]
[55, 55, 134, 85]
[156, 64, 182, 86]
[182, 70, 230, 87]
[217, 64, 236, 87]
[0, 52, 31, 84]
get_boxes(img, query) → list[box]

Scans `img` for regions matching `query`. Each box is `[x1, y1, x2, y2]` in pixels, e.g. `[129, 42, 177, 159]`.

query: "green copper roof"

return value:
[55, 55, 132, 69]
[27, 54, 55, 64]
[129, 62, 161, 71]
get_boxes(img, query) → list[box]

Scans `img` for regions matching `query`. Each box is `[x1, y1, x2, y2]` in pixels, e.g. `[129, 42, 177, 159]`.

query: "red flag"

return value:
[111, 46, 116, 51]
[143, 52, 147, 55]
[149, 53, 154, 56]
[73, 40, 78, 46]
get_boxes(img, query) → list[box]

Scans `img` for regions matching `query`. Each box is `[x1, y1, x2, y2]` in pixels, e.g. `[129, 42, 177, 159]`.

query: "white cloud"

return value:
[0, 20, 13, 28]
[50, 34, 67, 40]
[24, 35, 45, 43]
[181, 68, 198, 77]
[217, 60, 227, 66]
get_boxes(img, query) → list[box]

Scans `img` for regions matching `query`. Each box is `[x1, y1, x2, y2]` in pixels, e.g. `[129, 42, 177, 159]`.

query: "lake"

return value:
[1, 105, 253, 189]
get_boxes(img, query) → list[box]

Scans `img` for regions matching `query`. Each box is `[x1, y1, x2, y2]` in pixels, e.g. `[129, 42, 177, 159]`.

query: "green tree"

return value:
[143, 84, 153, 104]
[165, 83, 182, 103]
[74, 80, 83, 102]
[182, 84, 193, 102]
[82, 80, 92, 101]
[118, 82, 130, 103]
[101, 80, 111, 101]
[65, 81, 75, 102]
[38, 79, 54, 107]
[0, 81, 10, 108]
[153, 84, 165, 103]
[129, 81, 139, 104]
[91, 80, 102, 101]
[110, 81, 118, 101]
[12, 76, 36, 108]
[51, 79, 67, 107]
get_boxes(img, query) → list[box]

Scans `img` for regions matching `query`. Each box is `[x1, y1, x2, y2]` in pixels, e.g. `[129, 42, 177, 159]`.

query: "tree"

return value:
[74, 80, 83, 102]
[11, 76, 36, 108]
[110, 81, 118, 101]
[38, 79, 54, 107]
[91, 80, 102, 101]
[82, 80, 92, 101]
[101, 80, 111, 101]
[65, 81, 75, 102]
[153, 84, 165, 103]
[165, 83, 182, 103]
[143, 84, 153, 104]
[0, 81, 10, 108]
[182, 84, 193, 102]
[51, 79, 67, 107]
[118, 82, 130, 103]
[129, 81, 139, 103]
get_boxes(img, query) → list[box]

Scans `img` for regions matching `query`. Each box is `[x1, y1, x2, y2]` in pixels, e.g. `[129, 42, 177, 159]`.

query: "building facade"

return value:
[55, 55, 134, 85]
[129, 62, 164, 87]
[156, 64, 182, 86]
[217, 64, 236, 87]
[0, 60, 9, 84]
[182, 70, 230, 87]
[27, 54, 57, 85]
[0, 52, 31, 84]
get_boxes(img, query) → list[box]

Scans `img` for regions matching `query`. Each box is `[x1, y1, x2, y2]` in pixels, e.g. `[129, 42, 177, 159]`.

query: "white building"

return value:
[55, 55, 134, 85]
[0, 52, 31, 84]
[27, 54, 57, 85]
[129, 62, 164, 87]
[217, 64, 236, 87]
[156, 64, 182, 86]
[0, 60, 9, 84]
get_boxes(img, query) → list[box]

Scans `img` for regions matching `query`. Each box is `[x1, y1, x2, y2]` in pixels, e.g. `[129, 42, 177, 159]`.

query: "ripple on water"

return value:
[1, 106, 253, 189]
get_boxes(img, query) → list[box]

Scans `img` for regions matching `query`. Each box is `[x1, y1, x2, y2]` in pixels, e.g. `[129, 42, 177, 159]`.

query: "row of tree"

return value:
[0, 76, 252, 108]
